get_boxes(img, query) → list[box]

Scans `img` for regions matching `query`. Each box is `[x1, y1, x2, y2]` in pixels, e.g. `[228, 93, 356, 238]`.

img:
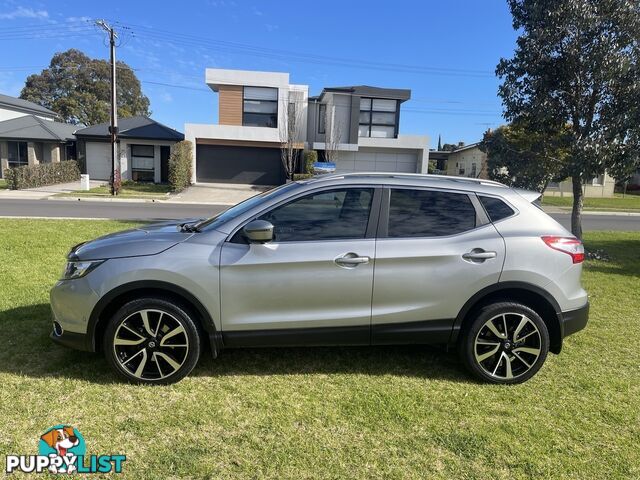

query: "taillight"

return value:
[541, 236, 585, 264]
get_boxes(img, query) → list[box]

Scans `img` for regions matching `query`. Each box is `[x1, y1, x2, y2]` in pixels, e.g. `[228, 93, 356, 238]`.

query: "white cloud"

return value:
[265, 24, 279, 32]
[0, 6, 49, 20]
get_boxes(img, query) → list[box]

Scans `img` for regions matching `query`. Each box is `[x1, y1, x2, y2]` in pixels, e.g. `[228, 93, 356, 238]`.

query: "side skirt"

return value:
[221, 320, 455, 349]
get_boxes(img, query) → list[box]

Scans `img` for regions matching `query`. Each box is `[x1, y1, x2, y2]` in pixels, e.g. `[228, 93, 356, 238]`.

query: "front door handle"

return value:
[335, 253, 370, 267]
[463, 249, 497, 262]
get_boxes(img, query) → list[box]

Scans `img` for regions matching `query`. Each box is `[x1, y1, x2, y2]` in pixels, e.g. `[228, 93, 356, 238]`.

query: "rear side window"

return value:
[387, 189, 476, 238]
[479, 196, 515, 222]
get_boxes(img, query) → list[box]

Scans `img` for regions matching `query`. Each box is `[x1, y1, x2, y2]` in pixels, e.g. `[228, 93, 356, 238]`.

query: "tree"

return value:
[497, 0, 640, 238]
[322, 103, 343, 164]
[279, 90, 305, 180]
[441, 142, 462, 152]
[437, 134, 442, 151]
[20, 49, 150, 126]
[480, 122, 571, 191]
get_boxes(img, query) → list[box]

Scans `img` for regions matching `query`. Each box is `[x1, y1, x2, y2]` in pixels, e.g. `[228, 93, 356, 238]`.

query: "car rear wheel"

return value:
[460, 302, 549, 384]
[104, 298, 201, 384]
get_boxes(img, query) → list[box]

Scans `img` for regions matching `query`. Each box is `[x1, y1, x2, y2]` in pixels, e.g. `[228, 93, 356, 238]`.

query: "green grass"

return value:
[0, 220, 639, 479]
[57, 181, 171, 199]
[543, 193, 640, 211]
[0, 178, 7, 189]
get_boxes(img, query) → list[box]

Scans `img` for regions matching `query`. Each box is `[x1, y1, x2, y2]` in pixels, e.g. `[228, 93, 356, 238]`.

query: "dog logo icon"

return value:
[38, 425, 86, 474]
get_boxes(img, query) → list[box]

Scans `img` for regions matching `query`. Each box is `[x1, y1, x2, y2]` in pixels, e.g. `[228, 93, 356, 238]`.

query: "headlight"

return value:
[61, 260, 105, 280]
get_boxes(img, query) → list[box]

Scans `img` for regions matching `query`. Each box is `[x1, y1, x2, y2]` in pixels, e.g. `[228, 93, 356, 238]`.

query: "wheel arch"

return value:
[451, 282, 563, 354]
[88, 280, 218, 353]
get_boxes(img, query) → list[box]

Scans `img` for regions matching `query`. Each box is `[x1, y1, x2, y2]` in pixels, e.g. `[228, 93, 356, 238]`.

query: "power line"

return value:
[111, 20, 495, 78]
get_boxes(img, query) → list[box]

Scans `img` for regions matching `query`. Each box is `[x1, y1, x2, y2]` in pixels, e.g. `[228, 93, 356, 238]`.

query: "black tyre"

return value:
[460, 302, 549, 384]
[103, 297, 201, 384]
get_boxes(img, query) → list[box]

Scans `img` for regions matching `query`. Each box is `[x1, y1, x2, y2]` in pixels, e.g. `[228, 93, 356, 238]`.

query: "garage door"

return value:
[336, 149, 418, 174]
[196, 144, 285, 185]
[86, 142, 111, 180]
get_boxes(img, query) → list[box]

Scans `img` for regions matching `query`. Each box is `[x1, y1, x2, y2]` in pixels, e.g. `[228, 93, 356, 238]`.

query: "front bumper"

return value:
[560, 301, 589, 338]
[50, 324, 92, 351]
[50, 277, 100, 352]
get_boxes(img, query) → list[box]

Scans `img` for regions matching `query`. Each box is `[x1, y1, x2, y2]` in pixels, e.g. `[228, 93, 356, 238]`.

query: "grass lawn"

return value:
[0, 220, 638, 479]
[543, 193, 640, 211]
[57, 181, 171, 199]
[0, 178, 7, 189]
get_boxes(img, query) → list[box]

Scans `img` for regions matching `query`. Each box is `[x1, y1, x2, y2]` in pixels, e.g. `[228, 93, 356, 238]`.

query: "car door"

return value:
[219, 186, 381, 346]
[371, 186, 506, 344]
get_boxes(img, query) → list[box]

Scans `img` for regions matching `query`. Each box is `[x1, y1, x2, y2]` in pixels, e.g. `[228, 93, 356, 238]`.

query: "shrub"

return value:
[168, 141, 193, 192]
[303, 150, 318, 174]
[293, 173, 313, 181]
[3, 160, 80, 190]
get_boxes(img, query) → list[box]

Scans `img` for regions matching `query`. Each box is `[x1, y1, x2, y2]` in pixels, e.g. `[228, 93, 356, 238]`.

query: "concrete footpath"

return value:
[0, 181, 266, 206]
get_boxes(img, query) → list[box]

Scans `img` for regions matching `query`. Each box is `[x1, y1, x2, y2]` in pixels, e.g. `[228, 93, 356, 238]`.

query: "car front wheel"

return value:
[460, 302, 549, 384]
[104, 297, 201, 384]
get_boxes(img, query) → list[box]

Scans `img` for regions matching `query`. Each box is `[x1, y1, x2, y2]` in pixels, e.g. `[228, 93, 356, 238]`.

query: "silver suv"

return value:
[50, 173, 589, 384]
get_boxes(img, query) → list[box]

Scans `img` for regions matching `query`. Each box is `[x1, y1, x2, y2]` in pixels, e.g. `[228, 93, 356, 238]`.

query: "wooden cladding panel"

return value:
[218, 85, 243, 126]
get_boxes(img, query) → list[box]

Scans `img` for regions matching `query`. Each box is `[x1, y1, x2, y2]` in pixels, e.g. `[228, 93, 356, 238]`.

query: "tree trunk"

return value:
[571, 175, 584, 240]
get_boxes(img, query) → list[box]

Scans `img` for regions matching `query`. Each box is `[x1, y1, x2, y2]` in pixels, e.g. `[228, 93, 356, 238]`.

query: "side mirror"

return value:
[243, 220, 274, 243]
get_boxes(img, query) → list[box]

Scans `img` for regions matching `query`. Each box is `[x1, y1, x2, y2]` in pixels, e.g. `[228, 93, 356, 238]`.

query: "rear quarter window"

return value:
[479, 196, 515, 222]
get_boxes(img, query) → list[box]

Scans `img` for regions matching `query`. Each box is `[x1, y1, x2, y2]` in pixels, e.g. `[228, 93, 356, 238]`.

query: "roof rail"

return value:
[309, 172, 507, 188]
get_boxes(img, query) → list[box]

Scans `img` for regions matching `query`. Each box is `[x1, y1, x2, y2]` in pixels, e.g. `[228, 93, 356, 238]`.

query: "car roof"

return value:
[298, 172, 515, 196]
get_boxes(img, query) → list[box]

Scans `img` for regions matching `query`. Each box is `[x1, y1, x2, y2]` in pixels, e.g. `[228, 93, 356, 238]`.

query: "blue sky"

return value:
[0, 0, 518, 147]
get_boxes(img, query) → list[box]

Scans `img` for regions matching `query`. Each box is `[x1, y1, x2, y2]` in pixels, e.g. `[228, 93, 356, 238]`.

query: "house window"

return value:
[318, 104, 326, 134]
[358, 98, 398, 138]
[131, 144, 155, 182]
[243, 86, 278, 128]
[471, 162, 477, 177]
[7, 141, 28, 168]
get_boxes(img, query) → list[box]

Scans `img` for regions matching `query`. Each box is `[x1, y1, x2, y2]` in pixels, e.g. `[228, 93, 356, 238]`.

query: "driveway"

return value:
[169, 182, 270, 205]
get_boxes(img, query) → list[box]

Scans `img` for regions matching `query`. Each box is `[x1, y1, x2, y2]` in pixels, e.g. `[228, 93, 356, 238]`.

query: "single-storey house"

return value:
[75, 116, 184, 183]
[0, 94, 78, 177]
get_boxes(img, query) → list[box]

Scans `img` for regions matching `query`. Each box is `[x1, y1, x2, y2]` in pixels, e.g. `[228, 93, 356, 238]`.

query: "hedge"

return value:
[303, 150, 318, 174]
[168, 140, 193, 192]
[3, 160, 80, 190]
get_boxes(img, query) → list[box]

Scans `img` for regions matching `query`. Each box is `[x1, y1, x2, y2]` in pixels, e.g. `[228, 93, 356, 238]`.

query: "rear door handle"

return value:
[462, 250, 497, 262]
[335, 253, 370, 267]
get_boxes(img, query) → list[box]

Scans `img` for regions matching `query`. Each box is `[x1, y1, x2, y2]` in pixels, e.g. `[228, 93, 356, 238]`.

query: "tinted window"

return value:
[388, 189, 476, 237]
[479, 196, 515, 222]
[258, 188, 373, 242]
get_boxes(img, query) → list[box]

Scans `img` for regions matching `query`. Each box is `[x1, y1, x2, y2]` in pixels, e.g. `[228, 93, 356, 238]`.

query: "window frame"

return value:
[376, 186, 490, 239]
[242, 86, 278, 128]
[318, 103, 326, 134]
[7, 141, 28, 168]
[130, 144, 155, 181]
[358, 97, 399, 138]
[228, 185, 383, 244]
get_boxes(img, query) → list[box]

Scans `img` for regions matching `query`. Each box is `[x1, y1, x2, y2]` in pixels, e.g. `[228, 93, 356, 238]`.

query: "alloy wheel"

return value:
[473, 312, 542, 380]
[112, 309, 189, 381]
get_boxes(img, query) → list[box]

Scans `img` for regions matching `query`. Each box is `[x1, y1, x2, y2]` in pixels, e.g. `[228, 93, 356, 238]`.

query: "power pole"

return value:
[96, 20, 119, 195]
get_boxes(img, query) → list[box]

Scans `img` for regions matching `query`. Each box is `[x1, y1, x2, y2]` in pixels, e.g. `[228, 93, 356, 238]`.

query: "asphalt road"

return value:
[0, 198, 638, 231]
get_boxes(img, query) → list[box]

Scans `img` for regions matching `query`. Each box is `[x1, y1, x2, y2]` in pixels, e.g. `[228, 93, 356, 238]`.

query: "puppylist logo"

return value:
[5, 425, 126, 474]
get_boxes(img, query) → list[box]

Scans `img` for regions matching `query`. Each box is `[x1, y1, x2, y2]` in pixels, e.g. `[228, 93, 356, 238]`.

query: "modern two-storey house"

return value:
[185, 68, 429, 185]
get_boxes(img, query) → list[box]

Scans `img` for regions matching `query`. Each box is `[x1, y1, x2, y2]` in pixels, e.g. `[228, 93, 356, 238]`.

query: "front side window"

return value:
[258, 188, 374, 242]
[359, 98, 398, 138]
[243, 86, 278, 128]
[7, 141, 28, 168]
[387, 188, 476, 238]
[131, 144, 155, 182]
